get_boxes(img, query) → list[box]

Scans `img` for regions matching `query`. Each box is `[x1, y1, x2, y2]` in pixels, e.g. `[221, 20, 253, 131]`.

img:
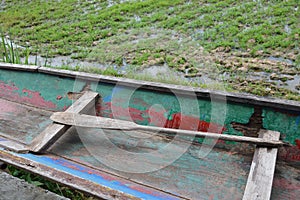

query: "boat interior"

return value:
[0, 65, 299, 199]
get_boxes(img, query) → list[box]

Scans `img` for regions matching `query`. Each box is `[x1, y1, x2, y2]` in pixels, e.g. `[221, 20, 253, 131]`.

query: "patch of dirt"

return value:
[210, 48, 298, 75]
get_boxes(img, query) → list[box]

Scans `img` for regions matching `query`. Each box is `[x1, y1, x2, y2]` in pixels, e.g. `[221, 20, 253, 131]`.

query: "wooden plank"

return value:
[242, 130, 280, 200]
[0, 98, 53, 144]
[0, 137, 28, 153]
[0, 149, 178, 200]
[50, 112, 286, 147]
[29, 91, 99, 152]
[38, 66, 300, 112]
[50, 126, 251, 199]
[0, 62, 39, 71]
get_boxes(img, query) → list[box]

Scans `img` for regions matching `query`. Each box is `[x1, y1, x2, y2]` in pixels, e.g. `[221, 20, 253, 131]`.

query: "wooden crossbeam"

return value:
[29, 91, 99, 152]
[243, 130, 280, 200]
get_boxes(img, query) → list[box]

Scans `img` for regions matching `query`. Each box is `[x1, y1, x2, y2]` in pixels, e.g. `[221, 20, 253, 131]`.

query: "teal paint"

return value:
[1, 68, 299, 152]
[2, 68, 299, 143]
[0, 69, 86, 110]
[1, 68, 299, 199]
[96, 84, 254, 133]
[263, 109, 300, 145]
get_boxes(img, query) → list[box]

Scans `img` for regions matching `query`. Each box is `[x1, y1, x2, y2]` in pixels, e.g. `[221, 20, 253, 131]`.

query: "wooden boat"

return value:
[0, 62, 299, 199]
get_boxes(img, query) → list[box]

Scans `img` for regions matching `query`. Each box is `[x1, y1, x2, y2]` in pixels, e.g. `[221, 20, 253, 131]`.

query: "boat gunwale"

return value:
[0, 62, 299, 112]
[0, 62, 39, 71]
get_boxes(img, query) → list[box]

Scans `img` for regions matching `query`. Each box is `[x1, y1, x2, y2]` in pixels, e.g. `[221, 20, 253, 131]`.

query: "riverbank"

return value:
[0, 0, 299, 100]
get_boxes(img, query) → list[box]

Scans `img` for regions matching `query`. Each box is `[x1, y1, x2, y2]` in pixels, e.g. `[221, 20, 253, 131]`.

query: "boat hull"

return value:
[0, 63, 299, 199]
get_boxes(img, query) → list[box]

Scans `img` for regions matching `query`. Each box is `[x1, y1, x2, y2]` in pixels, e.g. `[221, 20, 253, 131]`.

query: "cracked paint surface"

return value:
[0, 69, 299, 158]
[0, 70, 86, 111]
[1, 68, 300, 199]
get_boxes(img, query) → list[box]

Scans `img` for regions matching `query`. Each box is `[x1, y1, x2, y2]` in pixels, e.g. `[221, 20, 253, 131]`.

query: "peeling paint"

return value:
[1, 68, 299, 154]
[17, 153, 180, 200]
[0, 70, 86, 110]
[0, 82, 56, 109]
[0, 68, 300, 199]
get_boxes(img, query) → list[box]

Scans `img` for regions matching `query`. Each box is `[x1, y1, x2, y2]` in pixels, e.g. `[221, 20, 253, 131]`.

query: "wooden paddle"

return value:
[50, 112, 288, 147]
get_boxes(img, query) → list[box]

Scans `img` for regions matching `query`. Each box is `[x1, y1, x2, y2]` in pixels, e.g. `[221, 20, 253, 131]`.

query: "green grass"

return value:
[0, 0, 299, 100]
[5, 165, 95, 200]
[229, 77, 300, 101]
[0, 0, 298, 60]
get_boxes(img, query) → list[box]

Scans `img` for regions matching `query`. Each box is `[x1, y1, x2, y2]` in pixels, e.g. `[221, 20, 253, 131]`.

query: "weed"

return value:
[0, 32, 21, 64]
[1, 1, 298, 61]
[6, 165, 95, 200]
[0, 0, 299, 100]
[0, 31, 31, 64]
[24, 47, 30, 65]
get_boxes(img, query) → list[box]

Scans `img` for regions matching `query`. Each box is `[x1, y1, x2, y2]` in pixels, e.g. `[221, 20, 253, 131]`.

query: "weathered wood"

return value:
[29, 91, 99, 152]
[0, 64, 299, 111]
[38, 66, 300, 112]
[50, 112, 286, 147]
[0, 62, 39, 71]
[50, 126, 251, 199]
[0, 137, 29, 153]
[0, 149, 170, 200]
[0, 98, 53, 145]
[242, 130, 280, 200]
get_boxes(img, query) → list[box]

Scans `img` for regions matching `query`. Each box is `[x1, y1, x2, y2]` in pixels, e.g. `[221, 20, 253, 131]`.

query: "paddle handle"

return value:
[51, 112, 287, 147]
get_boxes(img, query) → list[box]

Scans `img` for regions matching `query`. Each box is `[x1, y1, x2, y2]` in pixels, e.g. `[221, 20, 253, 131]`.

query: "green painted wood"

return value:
[0, 68, 299, 157]
[0, 69, 87, 111]
[1, 67, 300, 199]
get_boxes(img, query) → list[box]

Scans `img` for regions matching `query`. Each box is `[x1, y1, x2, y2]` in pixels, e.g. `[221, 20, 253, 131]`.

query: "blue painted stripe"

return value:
[17, 153, 178, 200]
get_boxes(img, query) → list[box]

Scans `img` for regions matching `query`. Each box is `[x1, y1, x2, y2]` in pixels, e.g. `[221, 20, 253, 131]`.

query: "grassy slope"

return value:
[0, 0, 299, 100]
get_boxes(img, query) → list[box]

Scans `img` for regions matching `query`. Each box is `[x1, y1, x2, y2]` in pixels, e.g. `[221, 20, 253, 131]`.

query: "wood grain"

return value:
[0, 138, 28, 153]
[50, 112, 285, 147]
[243, 130, 280, 200]
[0, 62, 39, 71]
[29, 91, 99, 152]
